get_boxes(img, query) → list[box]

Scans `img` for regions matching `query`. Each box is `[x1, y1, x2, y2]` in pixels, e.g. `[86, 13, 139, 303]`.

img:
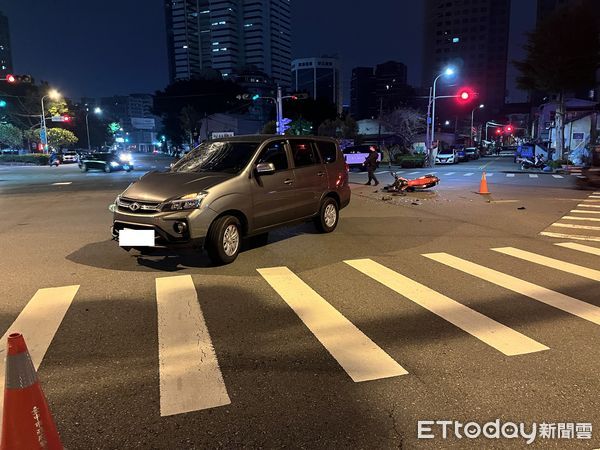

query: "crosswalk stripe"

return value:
[589, 195, 600, 199]
[464, 172, 474, 176]
[540, 231, 600, 242]
[492, 247, 600, 282]
[578, 203, 600, 208]
[257, 267, 408, 381]
[506, 174, 515, 177]
[571, 209, 600, 215]
[156, 276, 230, 416]
[423, 253, 600, 326]
[529, 174, 538, 178]
[583, 199, 600, 203]
[562, 216, 600, 222]
[555, 242, 600, 256]
[551, 222, 600, 231]
[552, 175, 564, 179]
[0, 285, 79, 432]
[486, 173, 494, 177]
[344, 259, 548, 356]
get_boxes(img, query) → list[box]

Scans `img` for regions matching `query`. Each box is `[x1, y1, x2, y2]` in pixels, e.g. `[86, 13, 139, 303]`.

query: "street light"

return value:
[430, 66, 455, 155]
[444, 120, 451, 126]
[470, 103, 484, 146]
[40, 90, 61, 153]
[85, 107, 102, 150]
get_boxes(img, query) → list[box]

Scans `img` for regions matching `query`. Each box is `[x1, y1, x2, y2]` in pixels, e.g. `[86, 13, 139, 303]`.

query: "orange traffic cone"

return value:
[1, 333, 63, 450]
[478, 172, 490, 194]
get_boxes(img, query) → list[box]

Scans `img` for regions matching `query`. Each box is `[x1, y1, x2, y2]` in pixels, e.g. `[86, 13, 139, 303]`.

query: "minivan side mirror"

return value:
[256, 162, 275, 175]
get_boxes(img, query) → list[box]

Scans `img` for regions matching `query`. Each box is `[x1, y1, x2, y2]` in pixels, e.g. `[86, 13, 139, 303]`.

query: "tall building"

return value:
[291, 56, 342, 113]
[0, 11, 13, 79]
[350, 67, 376, 120]
[164, 0, 291, 87]
[537, 0, 577, 21]
[422, 0, 511, 114]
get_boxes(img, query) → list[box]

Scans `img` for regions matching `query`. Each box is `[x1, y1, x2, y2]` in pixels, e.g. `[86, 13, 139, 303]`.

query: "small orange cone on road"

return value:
[1, 333, 63, 450]
[478, 171, 490, 195]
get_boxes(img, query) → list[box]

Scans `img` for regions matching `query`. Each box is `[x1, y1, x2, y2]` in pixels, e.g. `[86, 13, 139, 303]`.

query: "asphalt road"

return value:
[0, 154, 599, 449]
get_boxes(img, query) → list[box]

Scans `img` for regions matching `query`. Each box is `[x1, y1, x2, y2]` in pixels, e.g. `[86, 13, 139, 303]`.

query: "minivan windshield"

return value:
[171, 141, 259, 174]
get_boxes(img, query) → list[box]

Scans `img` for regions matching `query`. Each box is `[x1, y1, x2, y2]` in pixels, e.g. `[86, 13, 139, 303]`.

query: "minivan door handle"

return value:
[283, 178, 294, 185]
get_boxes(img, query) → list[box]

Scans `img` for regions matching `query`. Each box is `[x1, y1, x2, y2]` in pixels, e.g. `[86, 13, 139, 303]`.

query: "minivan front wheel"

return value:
[314, 197, 339, 233]
[206, 215, 241, 265]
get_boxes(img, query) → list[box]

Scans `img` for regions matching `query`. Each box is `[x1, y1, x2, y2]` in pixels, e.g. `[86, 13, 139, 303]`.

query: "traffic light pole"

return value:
[40, 96, 48, 153]
[276, 86, 283, 135]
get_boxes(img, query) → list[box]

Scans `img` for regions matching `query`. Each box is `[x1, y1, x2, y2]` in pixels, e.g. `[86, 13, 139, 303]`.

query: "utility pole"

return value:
[276, 85, 283, 135]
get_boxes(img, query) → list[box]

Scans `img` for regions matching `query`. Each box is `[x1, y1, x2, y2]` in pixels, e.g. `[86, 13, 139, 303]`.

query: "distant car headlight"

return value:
[110, 161, 120, 167]
[165, 192, 208, 211]
[119, 153, 132, 162]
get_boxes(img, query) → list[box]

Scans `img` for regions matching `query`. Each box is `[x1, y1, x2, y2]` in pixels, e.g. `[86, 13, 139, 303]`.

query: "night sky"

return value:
[0, 0, 535, 102]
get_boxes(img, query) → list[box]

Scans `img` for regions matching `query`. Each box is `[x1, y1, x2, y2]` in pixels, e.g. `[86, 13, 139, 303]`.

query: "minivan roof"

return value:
[210, 134, 337, 144]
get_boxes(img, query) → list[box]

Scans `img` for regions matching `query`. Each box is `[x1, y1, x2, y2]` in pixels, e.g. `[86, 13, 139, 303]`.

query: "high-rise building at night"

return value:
[350, 67, 377, 120]
[291, 56, 342, 113]
[0, 11, 14, 79]
[422, 0, 511, 114]
[164, 0, 291, 87]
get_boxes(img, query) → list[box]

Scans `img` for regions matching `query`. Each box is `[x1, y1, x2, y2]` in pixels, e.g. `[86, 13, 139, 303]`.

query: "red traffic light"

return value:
[505, 125, 513, 133]
[460, 91, 470, 100]
[290, 95, 298, 100]
[62, 116, 72, 122]
[495, 129, 502, 134]
[456, 87, 475, 104]
[6, 74, 15, 83]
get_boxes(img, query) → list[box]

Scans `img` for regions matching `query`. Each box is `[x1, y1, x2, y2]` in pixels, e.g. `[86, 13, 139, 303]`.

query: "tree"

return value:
[0, 123, 23, 148]
[380, 108, 426, 161]
[47, 128, 78, 150]
[514, 0, 600, 159]
[287, 118, 313, 135]
[318, 116, 358, 140]
[261, 121, 276, 134]
[282, 97, 338, 131]
[179, 105, 203, 145]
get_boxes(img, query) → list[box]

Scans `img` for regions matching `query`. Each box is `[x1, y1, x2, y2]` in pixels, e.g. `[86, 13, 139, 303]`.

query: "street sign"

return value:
[39, 129, 46, 142]
[211, 131, 235, 139]
[51, 116, 65, 122]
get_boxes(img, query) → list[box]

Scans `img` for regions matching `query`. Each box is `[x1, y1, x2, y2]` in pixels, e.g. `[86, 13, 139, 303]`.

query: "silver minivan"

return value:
[111, 135, 351, 264]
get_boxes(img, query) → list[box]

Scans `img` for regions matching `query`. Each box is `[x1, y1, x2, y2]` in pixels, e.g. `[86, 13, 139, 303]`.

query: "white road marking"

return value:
[0, 285, 79, 432]
[589, 195, 600, 199]
[424, 253, 600, 326]
[583, 199, 600, 203]
[408, 171, 420, 175]
[506, 173, 515, 178]
[257, 267, 408, 382]
[156, 275, 230, 416]
[540, 232, 600, 242]
[578, 203, 600, 209]
[492, 247, 600, 282]
[571, 209, 600, 215]
[51, 182, 72, 185]
[375, 171, 387, 174]
[552, 175, 564, 179]
[562, 215, 600, 222]
[486, 173, 494, 177]
[344, 259, 547, 356]
[551, 222, 600, 231]
[555, 242, 600, 256]
[445, 172, 455, 176]
[464, 172, 474, 176]
[528, 174, 538, 178]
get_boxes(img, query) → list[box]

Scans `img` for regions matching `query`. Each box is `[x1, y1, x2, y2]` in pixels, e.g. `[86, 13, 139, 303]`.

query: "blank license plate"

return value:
[119, 229, 155, 247]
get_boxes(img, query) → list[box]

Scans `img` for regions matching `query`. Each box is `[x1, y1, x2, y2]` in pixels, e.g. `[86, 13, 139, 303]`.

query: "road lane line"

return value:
[540, 232, 600, 242]
[486, 173, 494, 177]
[408, 171, 419, 175]
[0, 285, 79, 431]
[464, 172, 474, 176]
[506, 173, 515, 177]
[445, 172, 455, 175]
[529, 174, 539, 178]
[583, 199, 600, 203]
[552, 175, 564, 179]
[257, 267, 408, 382]
[156, 275, 230, 416]
[571, 209, 600, 214]
[555, 242, 600, 256]
[578, 203, 600, 209]
[51, 182, 72, 185]
[375, 171, 387, 174]
[344, 259, 547, 356]
[562, 216, 600, 222]
[492, 247, 600, 281]
[551, 222, 600, 231]
[589, 195, 600, 199]
[423, 253, 600, 326]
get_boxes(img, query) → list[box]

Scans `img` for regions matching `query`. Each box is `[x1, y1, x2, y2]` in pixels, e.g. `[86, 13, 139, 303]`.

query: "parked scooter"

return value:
[520, 154, 547, 171]
[384, 172, 440, 194]
[49, 152, 61, 167]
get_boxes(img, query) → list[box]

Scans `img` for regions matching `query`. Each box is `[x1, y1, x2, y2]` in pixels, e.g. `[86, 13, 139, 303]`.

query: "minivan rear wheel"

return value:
[206, 215, 241, 265]
[314, 197, 339, 233]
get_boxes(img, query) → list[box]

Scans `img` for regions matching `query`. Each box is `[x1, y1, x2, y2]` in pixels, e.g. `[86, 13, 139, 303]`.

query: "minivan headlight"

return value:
[165, 192, 208, 211]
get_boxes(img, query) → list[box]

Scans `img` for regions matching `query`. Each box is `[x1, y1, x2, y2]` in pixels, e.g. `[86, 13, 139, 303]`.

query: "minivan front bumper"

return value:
[111, 204, 218, 248]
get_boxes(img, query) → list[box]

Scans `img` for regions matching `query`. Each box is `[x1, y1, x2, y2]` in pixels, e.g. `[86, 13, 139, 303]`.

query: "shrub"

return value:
[0, 154, 49, 165]
[393, 154, 425, 168]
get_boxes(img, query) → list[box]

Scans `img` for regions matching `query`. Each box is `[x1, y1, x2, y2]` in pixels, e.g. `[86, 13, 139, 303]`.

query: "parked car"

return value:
[61, 151, 79, 163]
[464, 147, 480, 160]
[455, 147, 468, 162]
[79, 152, 134, 172]
[111, 135, 351, 265]
[435, 148, 458, 164]
[342, 144, 381, 170]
